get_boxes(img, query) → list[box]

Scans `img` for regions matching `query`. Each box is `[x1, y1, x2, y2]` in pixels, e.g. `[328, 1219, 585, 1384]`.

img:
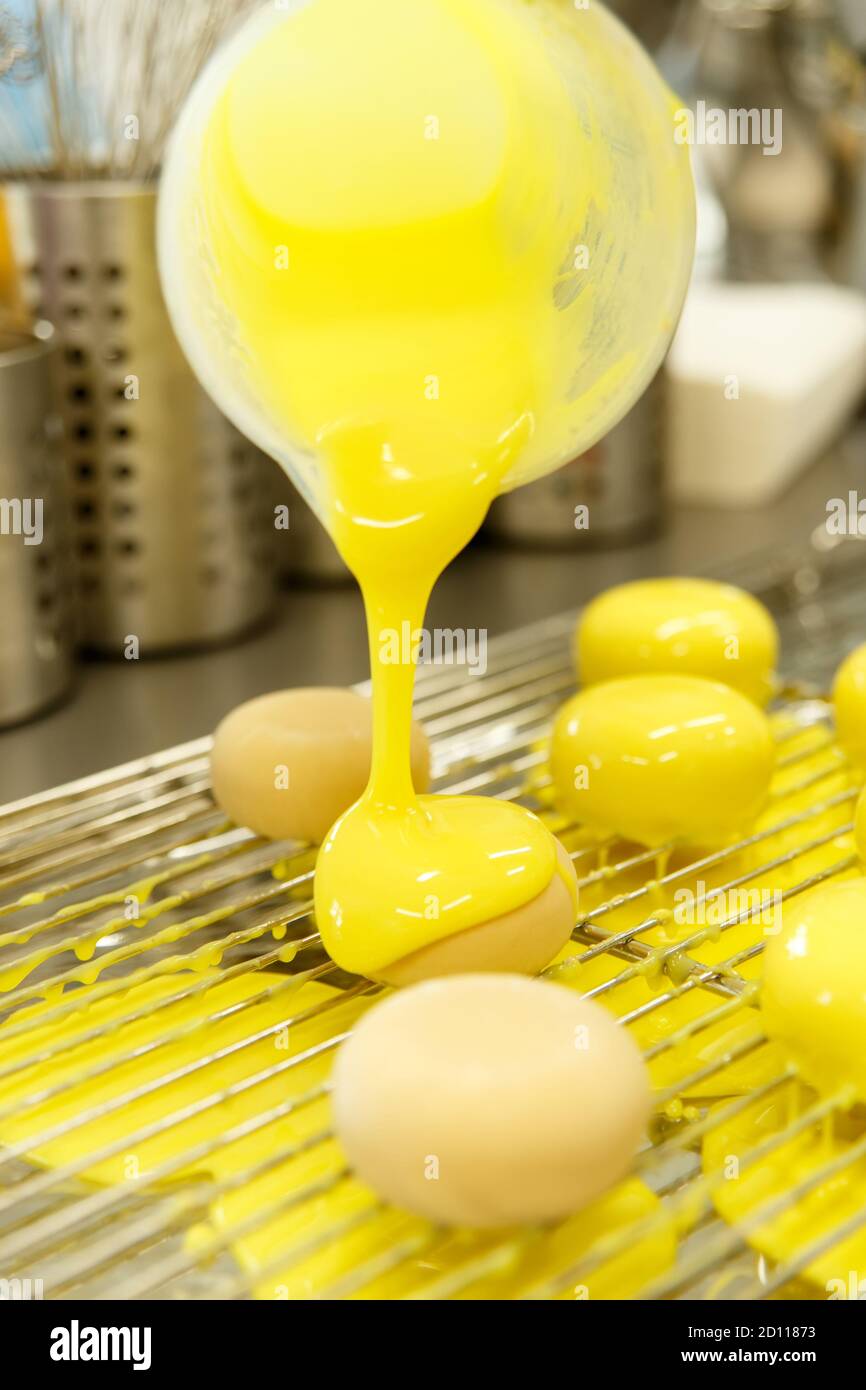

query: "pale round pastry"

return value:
[378, 839, 578, 986]
[761, 878, 866, 1101]
[551, 673, 775, 848]
[833, 644, 866, 770]
[333, 974, 651, 1227]
[576, 577, 779, 706]
[211, 688, 430, 843]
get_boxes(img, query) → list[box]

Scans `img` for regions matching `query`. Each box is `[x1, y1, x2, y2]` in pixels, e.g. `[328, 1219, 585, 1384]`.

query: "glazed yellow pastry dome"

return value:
[833, 644, 866, 771]
[576, 578, 778, 705]
[551, 673, 775, 847]
[761, 878, 866, 1102]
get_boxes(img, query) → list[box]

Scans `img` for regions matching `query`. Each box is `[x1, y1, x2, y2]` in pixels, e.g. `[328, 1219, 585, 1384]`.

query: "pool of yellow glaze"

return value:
[198, 1170, 674, 1300]
[195, 0, 687, 979]
[0, 973, 372, 1185]
[0, 969, 672, 1299]
[704, 1084, 866, 1295]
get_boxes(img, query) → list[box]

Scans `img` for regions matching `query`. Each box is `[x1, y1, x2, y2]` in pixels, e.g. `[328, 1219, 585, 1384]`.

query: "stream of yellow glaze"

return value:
[195, 0, 607, 974]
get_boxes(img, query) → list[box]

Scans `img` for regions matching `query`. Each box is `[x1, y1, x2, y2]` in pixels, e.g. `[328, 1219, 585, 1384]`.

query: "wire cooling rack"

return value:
[1, 533, 865, 1300]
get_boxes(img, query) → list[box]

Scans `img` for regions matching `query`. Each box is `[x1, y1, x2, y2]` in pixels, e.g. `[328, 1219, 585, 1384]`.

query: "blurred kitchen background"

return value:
[1, 0, 866, 799]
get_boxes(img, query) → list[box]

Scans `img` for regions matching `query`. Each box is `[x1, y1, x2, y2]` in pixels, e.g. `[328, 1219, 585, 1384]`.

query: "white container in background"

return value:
[666, 282, 866, 507]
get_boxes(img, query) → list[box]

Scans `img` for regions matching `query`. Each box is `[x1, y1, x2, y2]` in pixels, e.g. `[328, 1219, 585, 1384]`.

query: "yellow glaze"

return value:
[551, 674, 775, 849]
[705, 1086, 866, 1295]
[0, 962, 672, 1298]
[833, 643, 866, 771]
[0, 972, 373, 1185]
[192, 0, 694, 977]
[855, 784, 866, 865]
[0, 0, 698, 1294]
[543, 704, 854, 1101]
[577, 577, 779, 705]
[761, 879, 866, 1102]
[202, 1171, 674, 1300]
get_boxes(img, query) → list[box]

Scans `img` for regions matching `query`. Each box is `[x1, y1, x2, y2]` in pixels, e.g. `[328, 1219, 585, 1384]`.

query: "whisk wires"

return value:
[0, 0, 257, 181]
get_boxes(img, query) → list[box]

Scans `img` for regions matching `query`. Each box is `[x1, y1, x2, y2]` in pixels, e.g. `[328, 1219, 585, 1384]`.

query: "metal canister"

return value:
[0, 325, 74, 726]
[269, 473, 352, 585]
[485, 372, 664, 547]
[3, 182, 277, 654]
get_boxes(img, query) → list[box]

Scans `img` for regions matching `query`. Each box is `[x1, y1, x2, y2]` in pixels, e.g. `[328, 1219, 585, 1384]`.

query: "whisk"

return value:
[0, 0, 257, 180]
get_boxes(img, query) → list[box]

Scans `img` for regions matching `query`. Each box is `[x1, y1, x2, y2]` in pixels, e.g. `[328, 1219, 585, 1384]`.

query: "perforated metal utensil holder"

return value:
[5, 183, 277, 654]
[0, 326, 74, 726]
